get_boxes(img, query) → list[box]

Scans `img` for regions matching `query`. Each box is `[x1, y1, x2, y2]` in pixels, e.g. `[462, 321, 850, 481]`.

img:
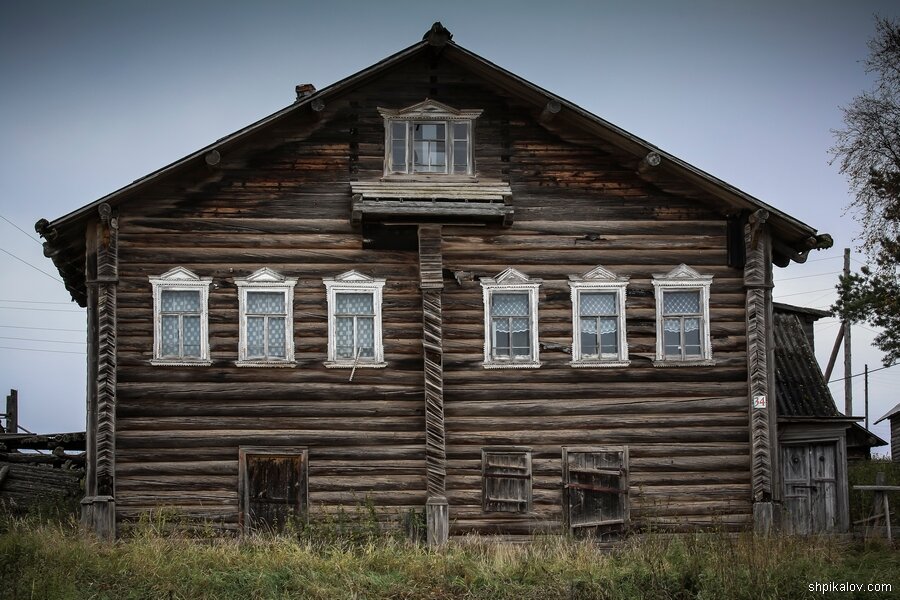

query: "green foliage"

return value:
[1, 517, 898, 599]
[848, 457, 900, 527]
[832, 16, 900, 364]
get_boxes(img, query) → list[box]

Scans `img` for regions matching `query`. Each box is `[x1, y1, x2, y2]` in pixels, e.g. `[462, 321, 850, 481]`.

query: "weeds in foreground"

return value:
[0, 511, 897, 599]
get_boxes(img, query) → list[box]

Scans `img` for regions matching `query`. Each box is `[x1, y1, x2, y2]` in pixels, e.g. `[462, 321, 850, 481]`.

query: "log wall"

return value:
[111, 52, 750, 533]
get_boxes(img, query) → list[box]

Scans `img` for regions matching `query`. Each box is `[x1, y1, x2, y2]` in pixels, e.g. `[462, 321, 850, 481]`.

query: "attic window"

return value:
[379, 100, 481, 177]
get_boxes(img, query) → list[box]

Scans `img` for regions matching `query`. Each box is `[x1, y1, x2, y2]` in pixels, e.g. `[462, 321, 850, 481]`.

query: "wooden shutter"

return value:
[482, 448, 532, 513]
[562, 447, 628, 528]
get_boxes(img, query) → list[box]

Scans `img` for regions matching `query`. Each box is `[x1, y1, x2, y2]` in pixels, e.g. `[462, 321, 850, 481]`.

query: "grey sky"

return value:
[1, 1, 898, 449]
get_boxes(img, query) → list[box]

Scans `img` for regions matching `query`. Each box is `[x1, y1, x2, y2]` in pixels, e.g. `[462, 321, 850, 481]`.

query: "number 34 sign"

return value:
[753, 395, 768, 409]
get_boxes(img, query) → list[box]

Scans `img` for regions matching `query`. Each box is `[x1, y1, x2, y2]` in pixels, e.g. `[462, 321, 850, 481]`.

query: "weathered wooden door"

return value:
[781, 443, 838, 534]
[239, 447, 308, 533]
[562, 447, 629, 532]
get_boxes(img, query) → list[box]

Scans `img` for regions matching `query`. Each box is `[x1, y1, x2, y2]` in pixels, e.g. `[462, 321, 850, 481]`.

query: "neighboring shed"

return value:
[875, 403, 900, 463]
[773, 304, 886, 534]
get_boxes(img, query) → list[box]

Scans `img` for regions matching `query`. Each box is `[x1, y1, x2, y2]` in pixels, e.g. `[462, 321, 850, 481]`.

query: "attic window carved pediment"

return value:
[378, 100, 481, 177]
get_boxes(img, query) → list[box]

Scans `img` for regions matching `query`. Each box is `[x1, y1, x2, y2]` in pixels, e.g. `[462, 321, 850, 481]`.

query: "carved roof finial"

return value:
[423, 22, 452, 46]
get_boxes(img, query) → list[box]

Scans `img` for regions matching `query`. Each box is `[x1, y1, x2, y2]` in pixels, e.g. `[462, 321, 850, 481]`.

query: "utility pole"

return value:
[864, 364, 869, 430]
[843, 248, 853, 416]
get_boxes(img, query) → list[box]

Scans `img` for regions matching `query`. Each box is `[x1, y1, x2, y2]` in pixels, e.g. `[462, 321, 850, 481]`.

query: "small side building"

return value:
[773, 303, 886, 534]
[875, 403, 900, 462]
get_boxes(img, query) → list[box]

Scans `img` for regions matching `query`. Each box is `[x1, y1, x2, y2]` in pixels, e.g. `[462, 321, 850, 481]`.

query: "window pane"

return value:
[599, 317, 618, 354]
[335, 316, 354, 359]
[336, 293, 373, 315]
[161, 315, 180, 356]
[247, 316, 265, 358]
[663, 318, 681, 357]
[580, 330, 598, 356]
[683, 318, 701, 355]
[161, 290, 200, 312]
[491, 293, 529, 317]
[182, 315, 201, 357]
[391, 139, 406, 172]
[453, 139, 468, 174]
[580, 292, 616, 316]
[357, 317, 375, 358]
[492, 318, 510, 356]
[268, 317, 286, 359]
[511, 317, 530, 356]
[663, 291, 700, 315]
[391, 121, 406, 141]
[247, 291, 284, 314]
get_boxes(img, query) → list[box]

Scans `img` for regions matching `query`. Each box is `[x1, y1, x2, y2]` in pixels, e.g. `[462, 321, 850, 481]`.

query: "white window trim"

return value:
[480, 268, 542, 369]
[378, 99, 482, 178]
[651, 264, 715, 367]
[235, 268, 298, 367]
[149, 267, 213, 366]
[568, 265, 630, 367]
[323, 270, 387, 368]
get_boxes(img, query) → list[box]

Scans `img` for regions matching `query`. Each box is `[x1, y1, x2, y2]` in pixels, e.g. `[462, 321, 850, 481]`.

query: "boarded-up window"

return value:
[482, 448, 532, 513]
[239, 447, 308, 534]
[562, 447, 629, 529]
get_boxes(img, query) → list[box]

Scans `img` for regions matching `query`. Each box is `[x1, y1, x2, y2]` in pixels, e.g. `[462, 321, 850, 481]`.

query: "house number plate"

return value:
[753, 395, 767, 409]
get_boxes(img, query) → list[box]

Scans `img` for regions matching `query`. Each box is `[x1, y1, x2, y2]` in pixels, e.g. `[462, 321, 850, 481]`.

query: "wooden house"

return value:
[36, 23, 835, 543]
[875, 403, 900, 462]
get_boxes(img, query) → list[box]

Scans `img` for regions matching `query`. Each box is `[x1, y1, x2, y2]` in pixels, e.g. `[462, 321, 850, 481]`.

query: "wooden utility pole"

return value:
[865, 364, 869, 430]
[843, 248, 853, 416]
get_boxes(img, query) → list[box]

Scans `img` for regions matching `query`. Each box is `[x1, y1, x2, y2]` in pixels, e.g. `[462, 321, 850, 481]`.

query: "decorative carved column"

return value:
[82, 203, 118, 540]
[418, 225, 448, 546]
[744, 209, 777, 533]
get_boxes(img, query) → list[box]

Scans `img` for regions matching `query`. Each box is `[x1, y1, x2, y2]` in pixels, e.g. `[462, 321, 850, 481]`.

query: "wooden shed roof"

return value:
[37, 22, 832, 306]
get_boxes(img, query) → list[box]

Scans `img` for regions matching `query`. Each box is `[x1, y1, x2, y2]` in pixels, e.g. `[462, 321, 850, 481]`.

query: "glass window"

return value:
[491, 293, 531, 358]
[245, 291, 287, 360]
[412, 122, 446, 173]
[160, 290, 202, 358]
[452, 122, 469, 174]
[579, 292, 618, 358]
[335, 292, 375, 360]
[390, 122, 407, 173]
[662, 290, 703, 359]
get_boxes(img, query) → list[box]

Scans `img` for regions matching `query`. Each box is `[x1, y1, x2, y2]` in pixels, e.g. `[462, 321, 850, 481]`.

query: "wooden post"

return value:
[843, 248, 853, 416]
[824, 326, 844, 382]
[865, 364, 869, 430]
[419, 225, 448, 546]
[4, 389, 17, 434]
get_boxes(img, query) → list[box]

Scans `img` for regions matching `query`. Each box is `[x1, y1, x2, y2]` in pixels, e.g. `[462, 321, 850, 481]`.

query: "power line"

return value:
[0, 247, 62, 283]
[777, 270, 841, 282]
[0, 336, 85, 345]
[0, 306, 82, 313]
[0, 299, 77, 305]
[774, 287, 835, 299]
[0, 214, 41, 244]
[827, 362, 897, 384]
[0, 325, 83, 332]
[0, 346, 84, 355]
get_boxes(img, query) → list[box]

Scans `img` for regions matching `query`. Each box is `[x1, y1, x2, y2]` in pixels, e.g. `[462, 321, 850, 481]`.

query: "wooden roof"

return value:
[36, 22, 832, 306]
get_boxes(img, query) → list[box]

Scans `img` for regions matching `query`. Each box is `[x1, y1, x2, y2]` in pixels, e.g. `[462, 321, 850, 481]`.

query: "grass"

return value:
[1, 510, 898, 600]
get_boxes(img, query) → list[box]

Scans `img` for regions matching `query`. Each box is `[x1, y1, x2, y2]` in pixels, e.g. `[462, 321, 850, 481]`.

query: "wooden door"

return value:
[239, 447, 308, 533]
[781, 443, 838, 534]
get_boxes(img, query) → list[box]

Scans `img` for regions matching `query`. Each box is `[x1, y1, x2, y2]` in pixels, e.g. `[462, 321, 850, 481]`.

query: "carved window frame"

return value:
[568, 266, 630, 367]
[323, 270, 387, 368]
[651, 264, 714, 366]
[149, 267, 213, 366]
[480, 268, 542, 369]
[235, 268, 298, 367]
[378, 99, 482, 178]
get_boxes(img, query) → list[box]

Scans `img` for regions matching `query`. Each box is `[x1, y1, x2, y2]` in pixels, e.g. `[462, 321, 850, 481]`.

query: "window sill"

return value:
[482, 360, 541, 370]
[652, 358, 716, 368]
[570, 360, 631, 368]
[235, 360, 297, 368]
[324, 361, 388, 369]
[150, 358, 212, 367]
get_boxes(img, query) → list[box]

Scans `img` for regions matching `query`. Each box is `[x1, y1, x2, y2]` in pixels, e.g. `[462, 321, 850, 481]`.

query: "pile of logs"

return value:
[0, 431, 85, 514]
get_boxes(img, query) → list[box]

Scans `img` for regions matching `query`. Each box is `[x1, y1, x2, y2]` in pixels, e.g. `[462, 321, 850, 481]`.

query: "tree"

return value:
[832, 16, 900, 366]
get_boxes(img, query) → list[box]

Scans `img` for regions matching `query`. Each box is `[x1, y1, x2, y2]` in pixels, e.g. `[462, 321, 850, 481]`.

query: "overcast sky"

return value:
[1, 1, 898, 452]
